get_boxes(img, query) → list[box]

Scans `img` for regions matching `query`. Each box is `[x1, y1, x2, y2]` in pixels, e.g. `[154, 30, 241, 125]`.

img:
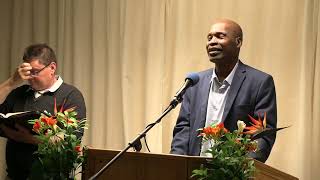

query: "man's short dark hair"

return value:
[22, 43, 57, 65]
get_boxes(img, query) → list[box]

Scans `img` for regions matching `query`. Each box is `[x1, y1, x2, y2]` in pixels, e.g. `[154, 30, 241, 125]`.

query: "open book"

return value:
[0, 111, 41, 131]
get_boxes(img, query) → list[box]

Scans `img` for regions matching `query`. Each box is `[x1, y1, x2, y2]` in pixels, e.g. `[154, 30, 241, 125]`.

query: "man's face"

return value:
[206, 22, 240, 64]
[28, 59, 56, 91]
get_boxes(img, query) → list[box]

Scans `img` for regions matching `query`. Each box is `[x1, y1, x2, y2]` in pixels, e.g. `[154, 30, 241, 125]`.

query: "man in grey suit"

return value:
[170, 19, 277, 163]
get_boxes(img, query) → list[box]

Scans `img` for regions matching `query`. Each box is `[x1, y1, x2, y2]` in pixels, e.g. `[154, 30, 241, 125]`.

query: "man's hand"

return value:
[0, 62, 34, 104]
[0, 124, 40, 144]
[0, 62, 33, 98]
[9, 63, 33, 88]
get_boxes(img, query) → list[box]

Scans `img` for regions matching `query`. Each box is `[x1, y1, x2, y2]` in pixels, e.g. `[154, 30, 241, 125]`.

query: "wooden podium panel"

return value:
[83, 148, 298, 180]
[254, 161, 298, 180]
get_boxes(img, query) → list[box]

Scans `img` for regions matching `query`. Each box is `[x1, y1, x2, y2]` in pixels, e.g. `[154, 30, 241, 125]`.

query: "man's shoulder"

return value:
[186, 69, 212, 92]
[57, 82, 83, 95]
[240, 62, 273, 79]
[10, 85, 31, 95]
[14, 84, 31, 91]
[198, 68, 213, 74]
[59, 82, 80, 90]
[198, 68, 213, 78]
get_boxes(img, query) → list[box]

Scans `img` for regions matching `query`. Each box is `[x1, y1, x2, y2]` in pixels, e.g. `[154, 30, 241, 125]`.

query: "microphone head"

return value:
[185, 72, 200, 86]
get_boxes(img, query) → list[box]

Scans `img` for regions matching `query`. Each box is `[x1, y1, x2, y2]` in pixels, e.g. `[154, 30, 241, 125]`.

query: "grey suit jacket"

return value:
[170, 61, 277, 162]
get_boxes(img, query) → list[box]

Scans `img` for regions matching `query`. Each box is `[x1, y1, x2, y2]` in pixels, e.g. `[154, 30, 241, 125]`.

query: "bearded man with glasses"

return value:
[0, 43, 86, 180]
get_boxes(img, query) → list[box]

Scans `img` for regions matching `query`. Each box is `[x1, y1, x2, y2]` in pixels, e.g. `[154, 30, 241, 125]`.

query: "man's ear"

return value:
[236, 37, 242, 48]
[49, 62, 57, 73]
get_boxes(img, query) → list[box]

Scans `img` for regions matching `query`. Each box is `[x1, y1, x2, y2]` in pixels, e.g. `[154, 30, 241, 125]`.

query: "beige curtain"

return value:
[0, 0, 319, 179]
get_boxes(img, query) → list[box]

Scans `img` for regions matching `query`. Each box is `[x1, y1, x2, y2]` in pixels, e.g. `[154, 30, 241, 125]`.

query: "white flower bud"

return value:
[237, 120, 246, 133]
[49, 132, 65, 144]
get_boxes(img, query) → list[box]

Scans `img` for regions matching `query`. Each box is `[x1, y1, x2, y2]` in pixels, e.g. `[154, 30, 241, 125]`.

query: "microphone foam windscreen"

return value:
[186, 72, 200, 86]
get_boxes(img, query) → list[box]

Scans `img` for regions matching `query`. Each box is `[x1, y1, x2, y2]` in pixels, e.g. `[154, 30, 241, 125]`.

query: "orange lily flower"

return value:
[33, 121, 41, 133]
[41, 117, 57, 126]
[75, 145, 82, 153]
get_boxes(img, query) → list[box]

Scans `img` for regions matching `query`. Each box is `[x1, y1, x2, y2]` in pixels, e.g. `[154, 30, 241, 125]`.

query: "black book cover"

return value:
[0, 111, 41, 137]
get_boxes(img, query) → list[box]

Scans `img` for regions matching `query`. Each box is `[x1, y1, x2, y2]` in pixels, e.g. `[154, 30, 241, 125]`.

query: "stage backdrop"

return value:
[0, 0, 319, 179]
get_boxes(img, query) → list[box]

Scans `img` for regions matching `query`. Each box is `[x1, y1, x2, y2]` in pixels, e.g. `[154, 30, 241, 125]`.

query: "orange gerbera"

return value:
[201, 123, 228, 137]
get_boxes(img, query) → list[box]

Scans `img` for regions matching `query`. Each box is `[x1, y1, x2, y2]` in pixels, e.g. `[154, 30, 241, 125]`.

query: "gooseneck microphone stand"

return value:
[88, 96, 183, 180]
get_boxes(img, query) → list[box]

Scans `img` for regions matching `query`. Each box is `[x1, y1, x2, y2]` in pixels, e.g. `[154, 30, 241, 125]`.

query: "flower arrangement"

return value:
[192, 113, 271, 180]
[28, 99, 87, 180]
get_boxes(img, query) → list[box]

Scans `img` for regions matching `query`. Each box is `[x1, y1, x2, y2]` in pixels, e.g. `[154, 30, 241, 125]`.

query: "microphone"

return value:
[175, 72, 199, 97]
[171, 72, 199, 106]
[88, 72, 199, 180]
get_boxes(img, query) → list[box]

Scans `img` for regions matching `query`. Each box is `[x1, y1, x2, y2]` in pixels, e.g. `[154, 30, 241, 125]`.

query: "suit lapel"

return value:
[193, 71, 212, 155]
[222, 62, 246, 122]
[198, 71, 212, 129]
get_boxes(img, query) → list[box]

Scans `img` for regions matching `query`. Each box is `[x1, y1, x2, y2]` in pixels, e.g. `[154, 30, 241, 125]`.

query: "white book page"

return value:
[0, 111, 32, 118]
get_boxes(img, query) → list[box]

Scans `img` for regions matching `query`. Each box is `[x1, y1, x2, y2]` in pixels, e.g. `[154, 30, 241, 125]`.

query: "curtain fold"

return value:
[305, 0, 320, 179]
[0, 0, 319, 179]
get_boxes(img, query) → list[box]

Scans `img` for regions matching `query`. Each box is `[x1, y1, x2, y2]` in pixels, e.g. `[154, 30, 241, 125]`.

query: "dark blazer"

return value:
[170, 61, 277, 162]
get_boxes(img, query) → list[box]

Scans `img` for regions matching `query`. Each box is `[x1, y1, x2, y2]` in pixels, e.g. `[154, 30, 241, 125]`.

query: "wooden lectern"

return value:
[83, 148, 298, 180]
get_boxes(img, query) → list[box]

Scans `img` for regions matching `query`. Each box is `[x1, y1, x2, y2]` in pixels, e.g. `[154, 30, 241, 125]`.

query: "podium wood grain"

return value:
[83, 148, 298, 180]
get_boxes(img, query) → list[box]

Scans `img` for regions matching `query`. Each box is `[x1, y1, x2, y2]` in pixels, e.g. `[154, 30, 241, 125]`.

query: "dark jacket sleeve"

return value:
[64, 88, 86, 120]
[249, 75, 277, 162]
[170, 89, 191, 155]
[64, 87, 86, 138]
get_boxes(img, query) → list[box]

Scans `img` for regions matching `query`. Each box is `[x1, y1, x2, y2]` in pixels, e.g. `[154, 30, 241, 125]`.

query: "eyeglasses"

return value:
[30, 63, 51, 76]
